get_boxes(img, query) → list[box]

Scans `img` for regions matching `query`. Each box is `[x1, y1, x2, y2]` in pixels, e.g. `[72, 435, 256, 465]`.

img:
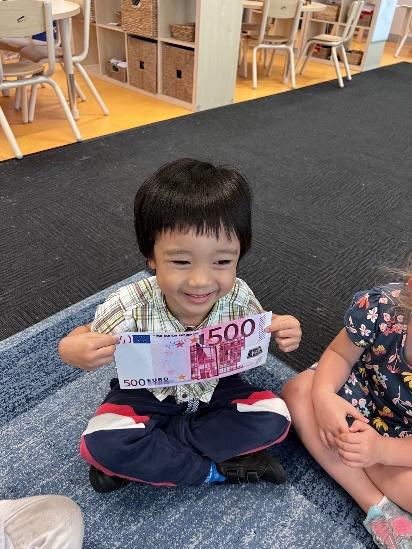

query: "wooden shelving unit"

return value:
[80, 0, 243, 111]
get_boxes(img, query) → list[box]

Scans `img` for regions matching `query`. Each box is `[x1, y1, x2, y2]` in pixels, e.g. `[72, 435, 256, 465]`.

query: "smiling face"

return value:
[148, 227, 240, 327]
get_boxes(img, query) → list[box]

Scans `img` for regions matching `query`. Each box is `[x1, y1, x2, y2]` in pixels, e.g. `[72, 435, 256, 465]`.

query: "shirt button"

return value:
[181, 393, 188, 399]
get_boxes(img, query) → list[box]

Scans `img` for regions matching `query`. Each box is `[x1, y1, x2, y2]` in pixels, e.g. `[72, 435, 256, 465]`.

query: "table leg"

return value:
[59, 18, 79, 119]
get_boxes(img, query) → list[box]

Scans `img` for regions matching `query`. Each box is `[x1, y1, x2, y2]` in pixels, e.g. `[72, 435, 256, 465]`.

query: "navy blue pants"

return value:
[81, 375, 291, 487]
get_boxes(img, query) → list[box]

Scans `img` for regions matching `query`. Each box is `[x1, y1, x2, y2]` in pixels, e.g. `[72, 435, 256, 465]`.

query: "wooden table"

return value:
[51, 0, 81, 118]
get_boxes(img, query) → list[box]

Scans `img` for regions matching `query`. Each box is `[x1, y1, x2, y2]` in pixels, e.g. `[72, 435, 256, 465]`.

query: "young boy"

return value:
[59, 158, 301, 492]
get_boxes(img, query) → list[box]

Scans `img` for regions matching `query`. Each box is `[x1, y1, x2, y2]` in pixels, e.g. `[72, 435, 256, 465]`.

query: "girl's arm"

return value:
[311, 328, 369, 448]
[313, 328, 364, 395]
[336, 419, 412, 468]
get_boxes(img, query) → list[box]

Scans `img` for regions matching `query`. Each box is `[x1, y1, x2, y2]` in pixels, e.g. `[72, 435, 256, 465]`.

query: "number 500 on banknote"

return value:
[115, 311, 272, 389]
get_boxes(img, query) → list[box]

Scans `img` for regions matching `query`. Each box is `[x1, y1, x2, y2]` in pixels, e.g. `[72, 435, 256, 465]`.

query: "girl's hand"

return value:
[267, 314, 301, 352]
[58, 332, 117, 370]
[335, 419, 385, 468]
[313, 393, 369, 450]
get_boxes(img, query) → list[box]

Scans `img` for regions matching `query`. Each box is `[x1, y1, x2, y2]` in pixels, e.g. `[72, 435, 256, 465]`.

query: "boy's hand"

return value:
[58, 332, 117, 370]
[335, 419, 384, 468]
[266, 314, 301, 352]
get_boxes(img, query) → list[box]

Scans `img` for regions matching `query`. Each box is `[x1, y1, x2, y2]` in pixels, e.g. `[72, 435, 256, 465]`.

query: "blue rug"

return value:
[0, 272, 373, 548]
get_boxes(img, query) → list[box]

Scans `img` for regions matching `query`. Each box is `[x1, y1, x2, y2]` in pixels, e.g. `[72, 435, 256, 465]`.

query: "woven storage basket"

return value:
[162, 43, 194, 104]
[169, 23, 195, 42]
[121, 0, 157, 39]
[339, 48, 363, 65]
[127, 35, 157, 93]
[106, 61, 127, 83]
[312, 3, 340, 21]
[312, 45, 331, 59]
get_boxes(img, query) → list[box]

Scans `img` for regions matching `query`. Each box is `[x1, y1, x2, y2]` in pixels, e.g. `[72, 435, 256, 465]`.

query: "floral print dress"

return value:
[337, 283, 412, 438]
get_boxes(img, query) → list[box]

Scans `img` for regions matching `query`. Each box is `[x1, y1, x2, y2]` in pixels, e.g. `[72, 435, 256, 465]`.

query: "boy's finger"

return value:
[92, 334, 118, 347]
[95, 345, 116, 359]
[266, 316, 298, 332]
[272, 328, 299, 338]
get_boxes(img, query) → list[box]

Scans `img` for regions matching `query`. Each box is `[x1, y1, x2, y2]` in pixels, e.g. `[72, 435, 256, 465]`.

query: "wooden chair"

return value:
[21, 0, 109, 116]
[241, 0, 304, 89]
[394, 4, 412, 57]
[297, 0, 365, 88]
[0, 0, 82, 159]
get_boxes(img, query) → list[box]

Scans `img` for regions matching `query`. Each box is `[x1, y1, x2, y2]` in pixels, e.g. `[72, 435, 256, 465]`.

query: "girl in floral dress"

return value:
[282, 264, 412, 549]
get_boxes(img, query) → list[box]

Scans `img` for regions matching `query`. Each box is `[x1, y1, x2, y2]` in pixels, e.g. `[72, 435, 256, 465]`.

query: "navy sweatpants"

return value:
[80, 375, 291, 487]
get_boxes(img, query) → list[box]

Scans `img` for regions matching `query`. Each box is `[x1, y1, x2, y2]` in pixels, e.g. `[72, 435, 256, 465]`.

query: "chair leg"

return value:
[266, 50, 276, 77]
[298, 42, 315, 75]
[21, 85, 29, 124]
[252, 46, 259, 89]
[243, 38, 248, 78]
[394, 29, 410, 57]
[395, 9, 412, 57]
[282, 51, 289, 83]
[339, 45, 352, 81]
[0, 105, 23, 159]
[15, 86, 21, 110]
[45, 78, 82, 142]
[2, 89, 10, 97]
[28, 84, 39, 122]
[75, 80, 86, 102]
[75, 63, 109, 115]
[288, 47, 296, 89]
[331, 47, 344, 88]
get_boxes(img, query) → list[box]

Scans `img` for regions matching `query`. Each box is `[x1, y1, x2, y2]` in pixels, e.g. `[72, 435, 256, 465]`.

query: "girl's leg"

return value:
[281, 370, 383, 512]
[366, 463, 412, 513]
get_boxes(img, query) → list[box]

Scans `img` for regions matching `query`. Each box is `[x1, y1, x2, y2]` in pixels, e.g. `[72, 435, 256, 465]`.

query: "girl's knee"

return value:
[281, 370, 314, 410]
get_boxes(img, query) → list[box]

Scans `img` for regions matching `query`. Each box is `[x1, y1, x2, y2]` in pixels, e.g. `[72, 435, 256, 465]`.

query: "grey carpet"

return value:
[0, 272, 373, 548]
[1, 63, 411, 374]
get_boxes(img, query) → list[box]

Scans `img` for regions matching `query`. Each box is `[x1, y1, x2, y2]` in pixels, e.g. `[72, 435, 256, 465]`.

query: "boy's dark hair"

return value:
[134, 158, 252, 259]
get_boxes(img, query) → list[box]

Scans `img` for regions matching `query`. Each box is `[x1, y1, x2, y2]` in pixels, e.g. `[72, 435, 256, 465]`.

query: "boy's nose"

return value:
[187, 268, 212, 289]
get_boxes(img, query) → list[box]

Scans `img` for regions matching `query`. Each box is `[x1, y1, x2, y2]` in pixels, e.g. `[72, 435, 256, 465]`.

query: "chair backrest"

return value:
[342, 0, 365, 42]
[0, 0, 46, 38]
[258, 0, 304, 44]
[0, 0, 56, 79]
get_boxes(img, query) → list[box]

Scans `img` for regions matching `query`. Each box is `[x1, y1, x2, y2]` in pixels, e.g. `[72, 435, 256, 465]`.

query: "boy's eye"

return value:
[215, 260, 232, 265]
[171, 260, 190, 265]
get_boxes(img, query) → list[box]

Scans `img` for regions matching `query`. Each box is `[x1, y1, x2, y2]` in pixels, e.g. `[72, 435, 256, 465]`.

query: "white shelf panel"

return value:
[159, 36, 196, 48]
[97, 23, 123, 32]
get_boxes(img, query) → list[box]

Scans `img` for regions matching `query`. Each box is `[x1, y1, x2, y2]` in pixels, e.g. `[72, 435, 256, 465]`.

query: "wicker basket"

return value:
[127, 35, 157, 93]
[312, 3, 340, 22]
[339, 48, 363, 65]
[312, 45, 331, 59]
[169, 23, 195, 42]
[162, 43, 194, 104]
[106, 61, 127, 83]
[121, 0, 157, 39]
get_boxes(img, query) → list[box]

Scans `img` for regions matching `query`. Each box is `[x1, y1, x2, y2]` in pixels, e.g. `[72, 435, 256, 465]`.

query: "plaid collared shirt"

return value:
[91, 276, 263, 404]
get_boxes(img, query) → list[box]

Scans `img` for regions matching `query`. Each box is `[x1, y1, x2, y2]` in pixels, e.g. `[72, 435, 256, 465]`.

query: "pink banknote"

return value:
[115, 311, 272, 389]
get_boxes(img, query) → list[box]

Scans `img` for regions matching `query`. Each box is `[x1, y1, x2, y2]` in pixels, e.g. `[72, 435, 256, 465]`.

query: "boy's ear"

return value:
[147, 257, 156, 271]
